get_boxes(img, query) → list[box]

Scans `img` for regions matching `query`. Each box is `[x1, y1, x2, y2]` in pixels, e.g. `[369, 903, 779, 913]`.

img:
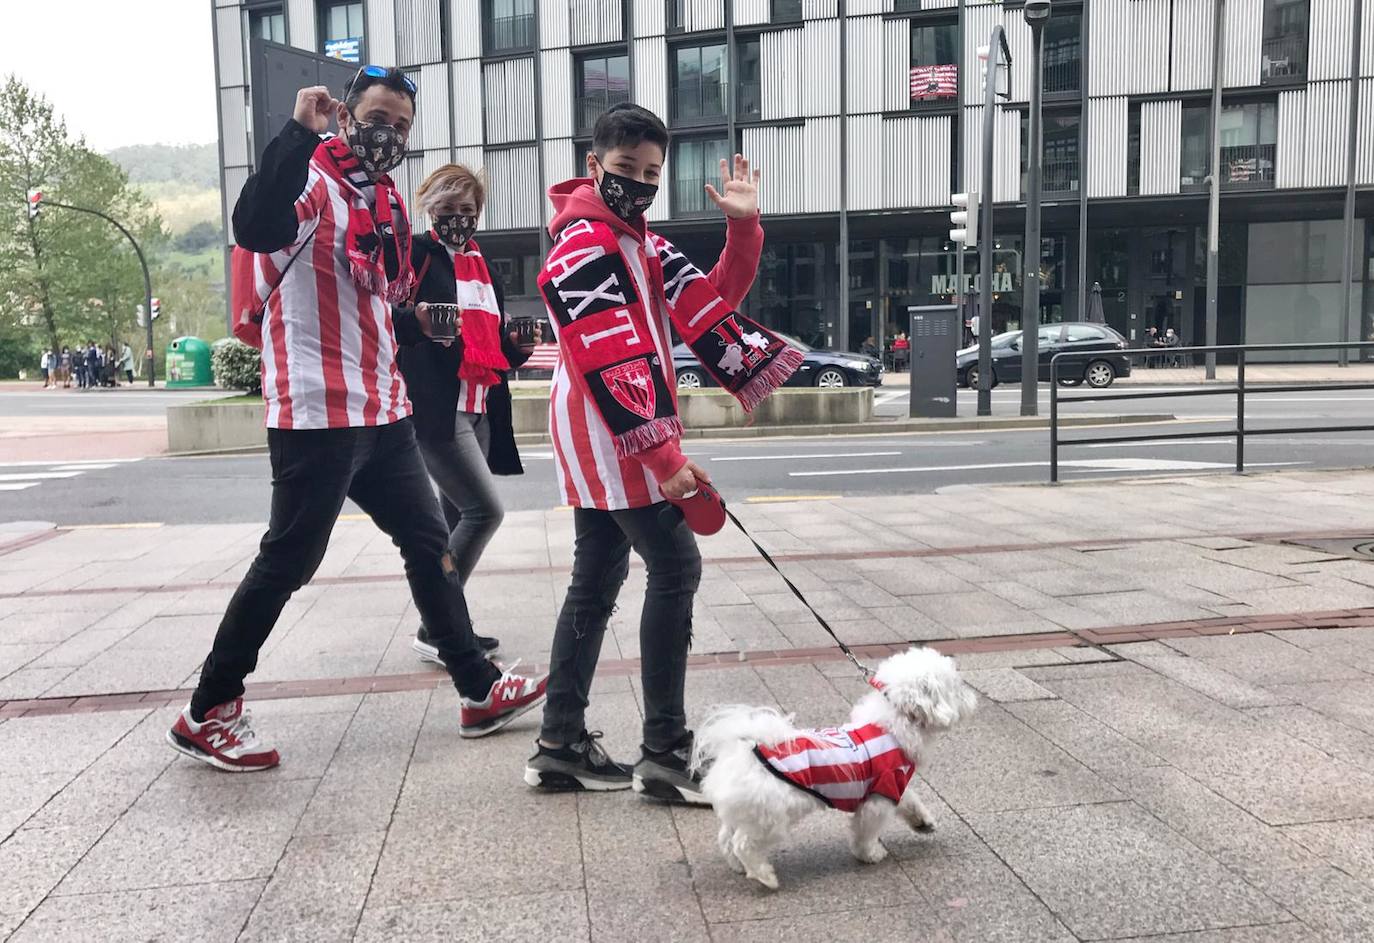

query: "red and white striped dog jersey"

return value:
[754, 722, 916, 812]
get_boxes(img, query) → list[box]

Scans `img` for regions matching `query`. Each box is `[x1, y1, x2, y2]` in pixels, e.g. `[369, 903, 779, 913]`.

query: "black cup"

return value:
[428, 304, 459, 341]
[511, 316, 537, 346]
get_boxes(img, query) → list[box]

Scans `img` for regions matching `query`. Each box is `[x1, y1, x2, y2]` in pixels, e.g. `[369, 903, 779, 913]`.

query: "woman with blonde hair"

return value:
[393, 163, 540, 663]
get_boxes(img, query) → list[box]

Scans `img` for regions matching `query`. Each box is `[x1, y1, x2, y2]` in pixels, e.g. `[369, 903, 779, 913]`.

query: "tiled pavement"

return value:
[5, 470, 1374, 940]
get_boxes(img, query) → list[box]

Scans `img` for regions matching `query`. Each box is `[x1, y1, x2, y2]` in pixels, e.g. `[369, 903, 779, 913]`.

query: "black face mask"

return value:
[346, 119, 407, 175]
[433, 213, 479, 250]
[596, 165, 657, 223]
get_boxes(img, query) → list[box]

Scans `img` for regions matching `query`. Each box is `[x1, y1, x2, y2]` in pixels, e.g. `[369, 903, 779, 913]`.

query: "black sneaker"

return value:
[524, 731, 633, 792]
[633, 732, 709, 806]
[413, 624, 500, 665]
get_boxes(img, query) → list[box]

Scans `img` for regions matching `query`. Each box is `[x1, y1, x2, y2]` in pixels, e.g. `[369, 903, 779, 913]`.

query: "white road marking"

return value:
[0, 472, 82, 481]
[51, 463, 119, 471]
[0, 458, 141, 468]
[0, 483, 39, 491]
[711, 451, 902, 463]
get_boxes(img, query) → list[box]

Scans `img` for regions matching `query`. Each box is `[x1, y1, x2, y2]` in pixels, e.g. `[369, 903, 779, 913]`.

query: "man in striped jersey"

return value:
[169, 71, 547, 773]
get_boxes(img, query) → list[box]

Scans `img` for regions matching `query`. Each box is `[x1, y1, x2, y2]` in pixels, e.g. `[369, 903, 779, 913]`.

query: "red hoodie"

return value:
[541, 178, 764, 511]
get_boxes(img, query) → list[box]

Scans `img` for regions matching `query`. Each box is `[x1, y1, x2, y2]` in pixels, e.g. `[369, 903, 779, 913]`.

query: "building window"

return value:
[671, 44, 728, 126]
[1181, 101, 1278, 190]
[666, 0, 685, 33]
[1042, 13, 1081, 95]
[1261, 0, 1308, 83]
[318, 1, 363, 61]
[909, 21, 959, 108]
[1126, 103, 1141, 195]
[484, 0, 536, 54]
[672, 136, 731, 216]
[1021, 111, 1080, 194]
[574, 140, 595, 176]
[737, 38, 761, 120]
[772, 0, 804, 23]
[250, 6, 286, 44]
[1181, 104, 1210, 190]
[575, 53, 630, 133]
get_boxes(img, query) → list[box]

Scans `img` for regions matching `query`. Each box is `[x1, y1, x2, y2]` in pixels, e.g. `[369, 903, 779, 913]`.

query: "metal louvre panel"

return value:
[744, 125, 806, 214]
[803, 19, 842, 117]
[543, 139, 575, 224]
[635, 0, 667, 36]
[847, 115, 882, 210]
[366, 0, 397, 64]
[687, 0, 725, 31]
[1087, 96, 1127, 198]
[1003, 6, 1030, 104]
[398, 0, 442, 64]
[882, 114, 952, 208]
[450, 0, 482, 59]
[1366, 3, 1374, 76]
[847, 15, 884, 115]
[1133, 0, 1170, 93]
[961, 105, 981, 191]
[1090, 0, 1168, 96]
[1223, 0, 1262, 88]
[923, 0, 957, 8]
[286, 0, 316, 51]
[485, 145, 540, 229]
[541, 48, 573, 140]
[1360, 78, 1374, 183]
[632, 37, 668, 121]
[223, 166, 249, 245]
[1276, 88, 1307, 189]
[804, 0, 840, 17]
[806, 118, 841, 211]
[735, 0, 770, 26]
[1303, 80, 1350, 189]
[762, 28, 803, 120]
[959, 105, 1018, 200]
[571, 0, 624, 46]
[1310, 0, 1354, 81]
[883, 18, 911, 113]
[963, 2, 999, 106]
[221, 88, 250, 166]
[542, 0, 571, 48]
[1170, 0, 1214, 91]
[217, 7, 243, 87]
[483, 58, 537, 144]
[846, 0, 888, 14]
[1139, 99, 1181, 196]
[453, 60, 483, 146]
[411, 64, 450, 150]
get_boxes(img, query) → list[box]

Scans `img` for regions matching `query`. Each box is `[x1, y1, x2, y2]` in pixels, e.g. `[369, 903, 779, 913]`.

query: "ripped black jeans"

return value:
[540, 505, 702, 753]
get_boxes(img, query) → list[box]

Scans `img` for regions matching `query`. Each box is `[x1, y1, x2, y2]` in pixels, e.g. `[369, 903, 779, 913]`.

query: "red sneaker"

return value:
[166, 698, 280, 772]
[459, 663, 549, 739]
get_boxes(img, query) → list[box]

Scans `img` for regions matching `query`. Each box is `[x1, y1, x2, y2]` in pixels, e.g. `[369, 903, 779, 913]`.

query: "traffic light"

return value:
[26, 190, 42, 220]
[950, 191, 979, 249]
[150, 297, 161, 320]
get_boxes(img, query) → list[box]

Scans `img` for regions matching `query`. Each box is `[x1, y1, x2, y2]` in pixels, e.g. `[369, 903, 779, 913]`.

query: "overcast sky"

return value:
[0, 0, 218, 151]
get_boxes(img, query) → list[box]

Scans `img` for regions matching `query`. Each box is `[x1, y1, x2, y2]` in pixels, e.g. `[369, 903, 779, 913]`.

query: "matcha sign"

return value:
[930, 271, 1015, 296]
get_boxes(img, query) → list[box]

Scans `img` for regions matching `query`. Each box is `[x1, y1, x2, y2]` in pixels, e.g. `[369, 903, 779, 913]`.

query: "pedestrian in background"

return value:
[892, 333, 911, 373]
[59, 346, 72, 387]
[120, 342, 134, 385]
[394, 162, 539, 666]
[84, 343, 100, 391]
[39, 349, 52, 388]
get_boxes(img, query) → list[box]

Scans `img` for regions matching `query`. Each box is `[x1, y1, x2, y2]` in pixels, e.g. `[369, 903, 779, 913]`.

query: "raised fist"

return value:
[293, 86, 338, 134]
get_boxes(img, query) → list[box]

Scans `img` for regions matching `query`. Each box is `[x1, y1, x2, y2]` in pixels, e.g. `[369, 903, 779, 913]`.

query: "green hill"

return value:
[107, 143, 222, 237]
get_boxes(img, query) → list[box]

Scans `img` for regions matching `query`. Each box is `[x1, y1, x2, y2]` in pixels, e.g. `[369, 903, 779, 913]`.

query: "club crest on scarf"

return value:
[600, 358, 657, 420]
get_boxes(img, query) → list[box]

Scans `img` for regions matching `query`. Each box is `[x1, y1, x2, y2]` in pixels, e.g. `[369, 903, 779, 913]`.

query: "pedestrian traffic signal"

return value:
[950, 191, 979, 249]
[151, 298, 161, 320]
[26, 190, 42, 220]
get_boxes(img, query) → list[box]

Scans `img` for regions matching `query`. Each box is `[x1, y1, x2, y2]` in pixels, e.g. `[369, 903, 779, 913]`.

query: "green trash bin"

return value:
[165, 336, 214, 388]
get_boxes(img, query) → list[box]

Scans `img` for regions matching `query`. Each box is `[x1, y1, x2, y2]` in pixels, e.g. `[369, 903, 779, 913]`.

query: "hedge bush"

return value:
[211, 339, 262, 393]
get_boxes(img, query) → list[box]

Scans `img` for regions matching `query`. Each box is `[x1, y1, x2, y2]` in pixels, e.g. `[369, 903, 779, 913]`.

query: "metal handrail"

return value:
[1049, 341, 1374, 483]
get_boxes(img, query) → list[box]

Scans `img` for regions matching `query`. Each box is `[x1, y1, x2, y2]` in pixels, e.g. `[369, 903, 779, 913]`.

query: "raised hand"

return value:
[293, 86, 338, 134]
[704, 154, 761, 220]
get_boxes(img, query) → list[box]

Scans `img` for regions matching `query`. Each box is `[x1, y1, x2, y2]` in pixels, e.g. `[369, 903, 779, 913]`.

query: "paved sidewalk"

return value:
[5, 470, 1374, 940]
[880, 362, 1374, 387]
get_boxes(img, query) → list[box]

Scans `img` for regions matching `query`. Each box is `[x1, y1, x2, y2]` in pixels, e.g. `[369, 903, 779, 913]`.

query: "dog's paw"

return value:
[723, 852, 745, 875]
[748, 867, 780, 891]
[852, 842, 888, 864]
[911, 818, 937, 834]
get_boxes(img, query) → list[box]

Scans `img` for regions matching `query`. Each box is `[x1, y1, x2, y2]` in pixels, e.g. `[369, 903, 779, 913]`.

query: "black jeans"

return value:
[191, 419, 498, 718]
[540, 505, 702, 753]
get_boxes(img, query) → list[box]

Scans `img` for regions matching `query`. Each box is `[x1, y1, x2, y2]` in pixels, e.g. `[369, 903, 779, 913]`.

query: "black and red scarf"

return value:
[318, 136, 414, 304]
[539, 219, 803, 457]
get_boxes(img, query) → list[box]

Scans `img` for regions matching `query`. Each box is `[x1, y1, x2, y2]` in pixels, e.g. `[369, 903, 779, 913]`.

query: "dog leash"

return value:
[724, 508, 874, 678]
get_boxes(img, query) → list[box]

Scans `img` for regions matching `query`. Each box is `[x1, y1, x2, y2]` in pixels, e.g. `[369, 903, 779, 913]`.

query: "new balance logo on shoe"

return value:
[166, 698, 280, 773]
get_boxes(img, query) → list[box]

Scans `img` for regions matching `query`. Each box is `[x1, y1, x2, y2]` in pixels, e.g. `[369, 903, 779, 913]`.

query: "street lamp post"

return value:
[1204, 0, 1225, 380]
[38, 198, 156, 387]
[1020, 0, 1052, 417]
[976, 28, 1013, 418]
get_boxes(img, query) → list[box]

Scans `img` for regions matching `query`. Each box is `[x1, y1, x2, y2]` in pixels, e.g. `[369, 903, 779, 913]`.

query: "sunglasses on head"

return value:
[348, 64, 417, 96]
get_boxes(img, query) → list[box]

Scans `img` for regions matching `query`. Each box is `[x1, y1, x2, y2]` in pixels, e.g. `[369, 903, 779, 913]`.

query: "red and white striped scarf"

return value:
[318, 136, 414, 304]
[450, 238, 509, 387]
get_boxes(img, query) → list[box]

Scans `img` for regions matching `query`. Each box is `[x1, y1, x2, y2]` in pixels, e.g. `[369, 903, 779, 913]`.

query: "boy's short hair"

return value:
[343, 66, 417, 111]
[592, 103, 670, 160]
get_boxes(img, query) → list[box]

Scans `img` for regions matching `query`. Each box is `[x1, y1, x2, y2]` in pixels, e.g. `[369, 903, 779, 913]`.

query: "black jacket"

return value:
[393, 233, 530, 474]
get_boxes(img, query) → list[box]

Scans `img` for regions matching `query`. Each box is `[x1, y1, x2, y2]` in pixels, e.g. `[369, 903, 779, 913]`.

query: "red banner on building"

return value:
[910, 64, 959, 100]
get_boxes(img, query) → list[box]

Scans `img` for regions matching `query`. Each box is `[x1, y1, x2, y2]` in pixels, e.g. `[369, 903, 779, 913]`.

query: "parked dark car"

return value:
[672, 334, 883, 389]
[957, 323, 1131, 389]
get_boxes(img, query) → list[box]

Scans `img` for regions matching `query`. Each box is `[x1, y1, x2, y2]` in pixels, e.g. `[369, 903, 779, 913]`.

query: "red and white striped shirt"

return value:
[253, 153, 410, 430]
[755, 722, 916, 812]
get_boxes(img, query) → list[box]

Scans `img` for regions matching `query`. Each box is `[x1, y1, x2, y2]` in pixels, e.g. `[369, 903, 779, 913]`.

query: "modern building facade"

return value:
[211, 0, 1374, 359]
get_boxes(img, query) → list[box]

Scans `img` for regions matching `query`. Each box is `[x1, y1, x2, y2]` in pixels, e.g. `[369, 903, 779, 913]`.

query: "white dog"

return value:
[692, 647, 977, 890]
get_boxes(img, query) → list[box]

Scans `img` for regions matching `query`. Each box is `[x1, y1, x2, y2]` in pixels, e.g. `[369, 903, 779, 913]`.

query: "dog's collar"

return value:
[868, 678, 886, 692]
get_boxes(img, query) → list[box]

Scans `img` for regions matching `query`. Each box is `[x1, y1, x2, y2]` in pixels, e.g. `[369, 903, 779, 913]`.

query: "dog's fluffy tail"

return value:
[691, 705, 802, 773]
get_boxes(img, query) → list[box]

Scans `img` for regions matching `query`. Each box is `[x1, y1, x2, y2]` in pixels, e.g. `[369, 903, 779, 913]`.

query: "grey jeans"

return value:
[417, 411, 505, 587]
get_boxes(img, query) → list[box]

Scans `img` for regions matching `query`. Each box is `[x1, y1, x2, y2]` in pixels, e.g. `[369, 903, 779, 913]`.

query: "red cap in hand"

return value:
[660, 481, 727, 536]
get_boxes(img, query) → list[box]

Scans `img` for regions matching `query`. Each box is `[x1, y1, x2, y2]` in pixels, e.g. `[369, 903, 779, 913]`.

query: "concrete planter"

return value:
[511, 387, 872, 436]
[167, 400, 265, 453]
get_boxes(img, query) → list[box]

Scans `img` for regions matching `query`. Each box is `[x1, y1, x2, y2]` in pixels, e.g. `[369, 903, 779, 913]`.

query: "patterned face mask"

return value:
[432, 213, 479, 250]
[346, 119, 407, 175]
[596, 164, 658, 223]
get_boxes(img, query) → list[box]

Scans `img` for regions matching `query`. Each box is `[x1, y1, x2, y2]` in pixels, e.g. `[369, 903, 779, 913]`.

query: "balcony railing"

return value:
[1042, 57, 1081, 95]
[771, 0, 804, 22]
[486, 13, 535, 54]
[1221, 143, 1277, 187]
[1041, 157, 1080, 194]
[576, 91, 631, 133]
[672, 83, 728, 126]
[1127, 155, 1141, 196]
[737, 80, 762, 120]
[1261, 34, 1306, 82]
[673, 176, 715, 216]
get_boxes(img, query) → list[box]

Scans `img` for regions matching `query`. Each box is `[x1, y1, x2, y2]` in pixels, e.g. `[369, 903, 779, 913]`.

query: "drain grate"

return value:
[1281, 536, 1374, 561]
